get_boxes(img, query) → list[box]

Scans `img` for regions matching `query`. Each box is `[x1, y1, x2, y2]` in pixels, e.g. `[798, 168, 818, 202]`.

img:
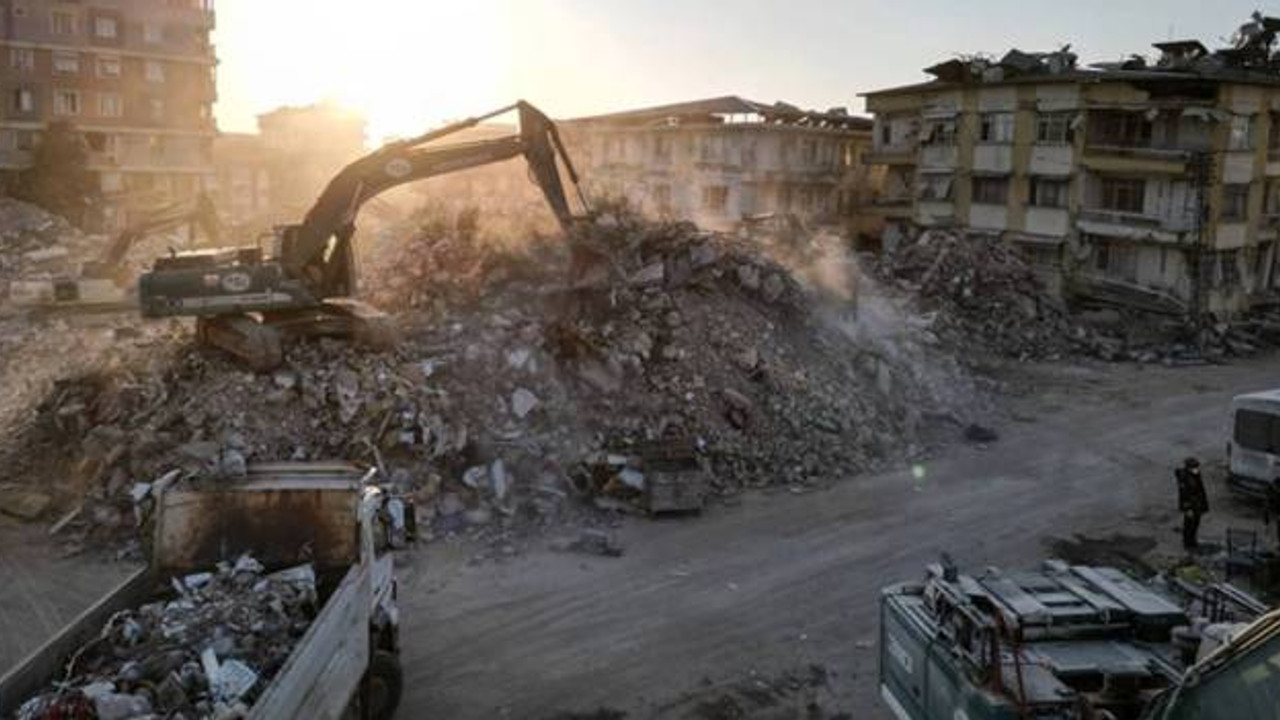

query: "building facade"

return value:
[257, 101, 366, 216]
[562, 96, 877, 237]
[864, 42, 1280, 317]
[211, 131, 270, 224]
[0, 0, 217, 230]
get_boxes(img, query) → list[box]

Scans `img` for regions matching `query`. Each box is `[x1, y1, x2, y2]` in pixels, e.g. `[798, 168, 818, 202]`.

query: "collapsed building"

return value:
[863, 14, 1280, 318]
[561, 96, 881, 240]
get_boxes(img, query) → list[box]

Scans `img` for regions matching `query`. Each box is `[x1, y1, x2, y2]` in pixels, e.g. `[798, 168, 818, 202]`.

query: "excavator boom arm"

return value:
[285, 101, 583, 283]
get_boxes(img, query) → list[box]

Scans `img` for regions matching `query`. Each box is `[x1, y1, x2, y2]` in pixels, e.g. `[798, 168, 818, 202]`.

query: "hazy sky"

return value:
[213, 0, 1270, 143]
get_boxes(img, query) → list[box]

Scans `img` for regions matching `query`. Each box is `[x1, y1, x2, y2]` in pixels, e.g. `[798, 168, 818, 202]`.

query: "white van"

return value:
[1228, 390, 1280, 498]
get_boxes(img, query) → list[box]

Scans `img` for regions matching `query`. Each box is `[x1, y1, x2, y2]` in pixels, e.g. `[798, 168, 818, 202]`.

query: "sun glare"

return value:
[218, 0, 513, 143]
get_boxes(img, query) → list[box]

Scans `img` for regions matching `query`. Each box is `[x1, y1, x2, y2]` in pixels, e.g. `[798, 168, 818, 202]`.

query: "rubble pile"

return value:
[0, 198, 89, 290]
[882, 230, 1078, 360]
[13, 556, 317, 720]
[0, 209, 983, 539]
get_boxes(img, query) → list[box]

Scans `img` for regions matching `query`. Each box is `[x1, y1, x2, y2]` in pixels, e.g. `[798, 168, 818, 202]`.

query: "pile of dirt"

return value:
[0, 210, 985, 544]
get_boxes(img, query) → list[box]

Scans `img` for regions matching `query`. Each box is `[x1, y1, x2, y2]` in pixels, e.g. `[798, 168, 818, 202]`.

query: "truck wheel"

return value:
[365, 650, 403, 720]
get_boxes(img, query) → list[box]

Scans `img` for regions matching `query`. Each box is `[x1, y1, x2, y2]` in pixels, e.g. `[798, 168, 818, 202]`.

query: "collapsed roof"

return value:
[568, 95, 871, 131]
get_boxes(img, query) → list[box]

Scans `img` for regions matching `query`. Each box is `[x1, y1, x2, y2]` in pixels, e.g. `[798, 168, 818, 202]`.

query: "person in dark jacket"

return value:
[1176, 457, 1209, 550]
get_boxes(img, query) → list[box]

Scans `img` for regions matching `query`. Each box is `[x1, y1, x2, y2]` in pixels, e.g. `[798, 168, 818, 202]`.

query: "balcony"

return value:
[1077, 207, 1194, 242]
[864, 145, 915, 166]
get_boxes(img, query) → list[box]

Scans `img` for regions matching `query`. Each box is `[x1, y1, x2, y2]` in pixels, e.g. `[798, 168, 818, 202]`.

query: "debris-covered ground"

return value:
[0, 208, 987, 550]
[13, 555, 317, 720]
[879, 228, 1280, 364]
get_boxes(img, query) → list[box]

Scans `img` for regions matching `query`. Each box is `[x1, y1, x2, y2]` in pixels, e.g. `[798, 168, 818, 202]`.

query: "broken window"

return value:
[978, 113, 1014, 144]
[1030, 178, 1070, 209]
[922, 120, 957, 147]
[1229, 115, 1254, 151]
[917, 174, 954, 201]
[1099, 177, 1146, 214]
[971, 176, 1009, 205]
[1222, 184, 1250, 222]
[1090, 111, 1152, 148]
[1036, 113, 1073, 144]
[701, 185, 728, 213]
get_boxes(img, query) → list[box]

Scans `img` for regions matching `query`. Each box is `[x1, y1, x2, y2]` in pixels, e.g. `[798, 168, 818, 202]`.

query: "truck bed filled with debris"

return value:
[8, 556, 321, 720]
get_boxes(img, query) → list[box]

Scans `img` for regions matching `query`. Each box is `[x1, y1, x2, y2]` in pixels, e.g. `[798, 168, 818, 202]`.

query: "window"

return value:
[879, 123, 892, 146]
[652, 184, 672, 212]
[143, 22, 162, 43]
[1100, 178, 1146, 214]
[979, 113, 1015, 144]
[1230, 115, 1254, 151]
[741, 139, 758, 168]
[1223, 184, 1250, 222]
[50, 9, 76, 35]
[11, 88, 34, 114]
[98, 92, 122, 118]
[97, 55, 121, 78]
[52, 51, 80, 76]
[801, 139, 819, 164]
[923, 119, 957, 147]
[149, 135, 166, 159]
[93, 15, 118, 38]
[1270, 113, 1280, 153]
[652, 135, 671, 162]
[1219, 250, 1241, 287]
[145, 61, 165, 83]
[1031, 178, 1070, 208]
[1091, 111, 1152, 147]
[972, 176, 1009, 205]
[16, 130, 38, 151]
[1091, 238, 1139, 281]
[701, 185, 728, 213]
[100, 172, 123, 193]
[53, 89, 81, 116]
[9, 48, 33, 71]
[1036, 113, 1073, 144]
[918, 174, 954, 201]
[150, 98, 165, 121]
[1235, 409, 1280, 454]
[698, 135, 724, 162]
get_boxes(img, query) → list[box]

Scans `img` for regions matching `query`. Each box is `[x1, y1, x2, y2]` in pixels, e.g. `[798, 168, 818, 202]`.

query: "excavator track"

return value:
[196, 300, 395, 371]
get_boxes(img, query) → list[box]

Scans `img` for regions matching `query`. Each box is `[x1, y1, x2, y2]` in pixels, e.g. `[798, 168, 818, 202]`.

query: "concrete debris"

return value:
[0, 486, 53, 520]
[0, 206, 979, 545]
[13, 555, 315, 720]
[564, 528, 625, 557]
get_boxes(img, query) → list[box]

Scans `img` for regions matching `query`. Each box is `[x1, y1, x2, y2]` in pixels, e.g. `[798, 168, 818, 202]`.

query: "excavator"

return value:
[9, 194, 221, 312]
[138, 101, 587, 370]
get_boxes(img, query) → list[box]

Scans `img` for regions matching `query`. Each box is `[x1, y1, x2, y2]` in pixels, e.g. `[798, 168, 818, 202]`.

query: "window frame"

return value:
[51, 51, 80, 76]
[1036, 113, 1073, 145]
[1030, 177, 1070, 209]
[52, 88, 81, 116]
[1222, 183, 1250, 222]
[978, 113, 1015, 144]
[971, 176, 1010, 206]
[1100, 177, 1146, 214]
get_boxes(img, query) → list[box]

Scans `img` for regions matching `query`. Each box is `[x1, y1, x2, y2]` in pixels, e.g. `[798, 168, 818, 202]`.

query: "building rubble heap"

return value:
[0, 208, 982, 540]
[12, 556, 317, 720]
[882, 229, 1280, 364]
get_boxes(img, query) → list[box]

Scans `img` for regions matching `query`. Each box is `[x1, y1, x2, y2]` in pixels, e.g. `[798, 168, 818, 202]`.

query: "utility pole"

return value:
[1188, 151, 1215, 329]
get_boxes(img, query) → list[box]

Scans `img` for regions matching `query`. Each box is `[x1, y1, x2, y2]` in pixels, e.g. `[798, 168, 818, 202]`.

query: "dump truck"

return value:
[0, 462, 406, 720]
[879, 559, 1276, 720]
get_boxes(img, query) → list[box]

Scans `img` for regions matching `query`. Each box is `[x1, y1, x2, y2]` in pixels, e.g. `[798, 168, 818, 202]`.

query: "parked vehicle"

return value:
[0, 462, 405, 720]
[879, 559, 1272, 720]
[1227, 389, 1280, 498]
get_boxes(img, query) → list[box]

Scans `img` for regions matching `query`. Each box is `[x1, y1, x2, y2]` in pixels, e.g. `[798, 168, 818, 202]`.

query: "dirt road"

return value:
[395, 357, 1278, 719]
[1, 357, 1274, 718]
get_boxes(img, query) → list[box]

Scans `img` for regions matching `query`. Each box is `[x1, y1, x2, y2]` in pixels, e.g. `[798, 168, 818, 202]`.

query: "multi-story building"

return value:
[0, 0, 217, 230]
[863, 37, 1280, 316]
[562, 96, 877, 237]
[211, 131, 270, 224]
[257, 101, 366, 216]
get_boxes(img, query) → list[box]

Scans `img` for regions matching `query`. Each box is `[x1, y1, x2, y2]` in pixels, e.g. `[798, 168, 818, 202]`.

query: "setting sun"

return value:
[216, 0, 513, 141]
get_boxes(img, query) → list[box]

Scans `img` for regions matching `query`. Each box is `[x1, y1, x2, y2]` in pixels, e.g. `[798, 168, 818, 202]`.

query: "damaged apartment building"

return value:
[562, 96, 878, 238]
[0, 0, 217, 231]
[864, 16, 1280, 317]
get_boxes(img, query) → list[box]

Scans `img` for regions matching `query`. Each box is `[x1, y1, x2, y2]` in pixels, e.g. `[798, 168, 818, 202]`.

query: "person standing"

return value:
[1176, 458, 1209, 550]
